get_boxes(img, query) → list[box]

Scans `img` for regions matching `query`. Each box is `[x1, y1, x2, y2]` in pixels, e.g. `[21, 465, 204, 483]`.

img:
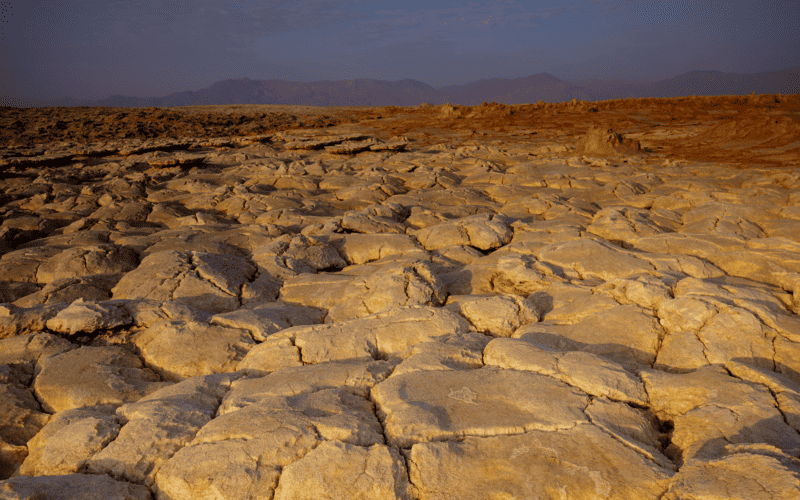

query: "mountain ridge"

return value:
[11, 66, 800, 108]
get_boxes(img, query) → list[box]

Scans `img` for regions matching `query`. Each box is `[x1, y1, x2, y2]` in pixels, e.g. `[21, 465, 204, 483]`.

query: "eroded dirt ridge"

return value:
[1, 96, 800, 499]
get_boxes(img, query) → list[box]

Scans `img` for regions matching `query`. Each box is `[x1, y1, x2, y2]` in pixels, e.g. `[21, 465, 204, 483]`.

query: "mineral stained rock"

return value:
[2, 95, 800, 498]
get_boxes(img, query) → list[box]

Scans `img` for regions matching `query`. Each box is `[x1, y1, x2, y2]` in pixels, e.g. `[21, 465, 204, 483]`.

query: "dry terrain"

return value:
[1, 94, 800, 499]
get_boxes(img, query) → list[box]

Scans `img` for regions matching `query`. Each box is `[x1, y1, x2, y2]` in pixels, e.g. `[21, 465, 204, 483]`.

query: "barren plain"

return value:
[1, 94, 800, 499]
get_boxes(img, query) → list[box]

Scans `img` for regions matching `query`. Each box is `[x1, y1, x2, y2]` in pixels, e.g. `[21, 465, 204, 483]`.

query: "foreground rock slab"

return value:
[0, 473, 152, 500]
[372, 366, 589, 448]
[408, 425, 673, 500]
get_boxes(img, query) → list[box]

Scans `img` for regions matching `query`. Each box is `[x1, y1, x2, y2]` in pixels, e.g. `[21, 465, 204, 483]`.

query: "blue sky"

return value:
[2, 0, 798, 102]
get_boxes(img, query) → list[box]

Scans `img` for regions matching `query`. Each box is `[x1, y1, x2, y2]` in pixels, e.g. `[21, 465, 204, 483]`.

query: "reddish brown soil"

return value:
[2, 93, 799, 168]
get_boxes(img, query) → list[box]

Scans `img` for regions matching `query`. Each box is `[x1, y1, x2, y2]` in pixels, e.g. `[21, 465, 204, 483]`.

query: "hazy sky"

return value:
[2, 0, 799, 102]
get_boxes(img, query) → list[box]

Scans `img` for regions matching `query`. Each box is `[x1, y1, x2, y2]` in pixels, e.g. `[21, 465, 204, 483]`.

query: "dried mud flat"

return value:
[1, 94, 800, 499]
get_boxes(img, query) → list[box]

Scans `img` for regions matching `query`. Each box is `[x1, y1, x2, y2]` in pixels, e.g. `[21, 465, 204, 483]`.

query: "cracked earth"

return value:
[2, 95, 800, 499]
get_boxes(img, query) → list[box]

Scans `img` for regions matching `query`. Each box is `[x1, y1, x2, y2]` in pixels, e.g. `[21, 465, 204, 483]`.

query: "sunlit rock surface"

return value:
[2, 96, 800, 498]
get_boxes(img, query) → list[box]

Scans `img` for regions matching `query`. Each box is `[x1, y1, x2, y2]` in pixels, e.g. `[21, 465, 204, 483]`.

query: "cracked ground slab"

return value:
[2, 96, 800, 498]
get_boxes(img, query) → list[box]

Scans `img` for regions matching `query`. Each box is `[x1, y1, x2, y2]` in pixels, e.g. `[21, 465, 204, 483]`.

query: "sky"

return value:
[2, 0, 799, 103]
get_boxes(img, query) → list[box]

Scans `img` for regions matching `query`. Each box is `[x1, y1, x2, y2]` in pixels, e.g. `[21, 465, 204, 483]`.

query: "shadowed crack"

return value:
[693, 329, 713, 365]
[771, 333, 779, 372]
[651, 323, 667, 369]
[767, 386, 800, 438]
[722, 364, 800, 440]
[582, 399, 677, 471]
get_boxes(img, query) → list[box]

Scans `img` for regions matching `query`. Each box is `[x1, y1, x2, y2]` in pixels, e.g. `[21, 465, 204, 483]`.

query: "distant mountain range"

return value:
[13, 66, 800, 108]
